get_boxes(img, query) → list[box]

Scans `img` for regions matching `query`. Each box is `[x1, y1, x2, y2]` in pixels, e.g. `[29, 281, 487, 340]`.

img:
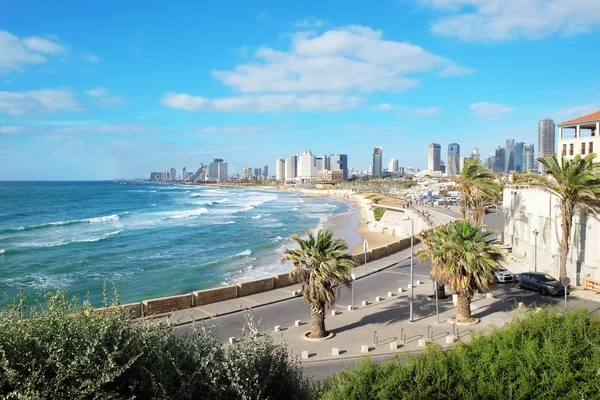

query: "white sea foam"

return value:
[251, 215, 262, 219]
[88, 214, 121, 223]
[235, 249, 252, 257]
[160, 208, 209, 219]
[0, 249, 4, 254]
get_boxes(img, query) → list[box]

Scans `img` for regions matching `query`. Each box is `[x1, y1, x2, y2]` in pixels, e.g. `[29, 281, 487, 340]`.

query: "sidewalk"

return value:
[157, 246, 414, 326]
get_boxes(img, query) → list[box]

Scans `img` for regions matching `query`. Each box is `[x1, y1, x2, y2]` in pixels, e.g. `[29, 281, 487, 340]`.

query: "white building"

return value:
[557, 110, 600, 162]
[503, 186, 600, 284]
[428, 143, 441, 172]
[388, 158, 399, 173]
[297, 150, 316, 183]
[216, 162, 228, 182]
[275, 159, 286, 181]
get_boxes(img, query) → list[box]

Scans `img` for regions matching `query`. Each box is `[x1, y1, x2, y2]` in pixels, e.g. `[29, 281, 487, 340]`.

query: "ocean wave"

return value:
[235, 249, 252, 257]
[14, 230, 123, 249]
[0, 214, 122, 234]
[159, 208, 209, 219]
[260, 223, 283, 228]
[251, 215, 262, 219]
[0, 249, 4, 255]
[272, 236, 283, 242]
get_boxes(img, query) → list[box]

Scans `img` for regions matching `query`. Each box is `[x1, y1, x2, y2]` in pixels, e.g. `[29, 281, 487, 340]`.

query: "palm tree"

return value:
[282, 230, 355, 338]
[456, 159, 501, 223]
[528, 154, 600, 278]
[421, 220, 504, 323]
[417, 224, 450, 299]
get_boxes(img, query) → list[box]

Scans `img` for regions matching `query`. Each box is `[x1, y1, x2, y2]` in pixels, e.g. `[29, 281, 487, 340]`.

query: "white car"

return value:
[494, 267, 513, 283]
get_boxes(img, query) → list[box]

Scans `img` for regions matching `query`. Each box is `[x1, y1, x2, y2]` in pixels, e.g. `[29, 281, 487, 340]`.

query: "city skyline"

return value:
[1, 1, 600, 180]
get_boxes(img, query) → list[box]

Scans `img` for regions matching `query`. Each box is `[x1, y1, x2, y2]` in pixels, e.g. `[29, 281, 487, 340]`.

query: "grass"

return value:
[373, 207, 386, 221]
[318, 308, 600, 400]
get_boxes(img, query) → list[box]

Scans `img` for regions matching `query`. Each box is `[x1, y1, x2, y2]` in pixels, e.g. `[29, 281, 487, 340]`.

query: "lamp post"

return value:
[351, 273, 356, 310]
[363, 239, 369, 273]
[403, 215, 414, 323]
[533, 229, 539, 272]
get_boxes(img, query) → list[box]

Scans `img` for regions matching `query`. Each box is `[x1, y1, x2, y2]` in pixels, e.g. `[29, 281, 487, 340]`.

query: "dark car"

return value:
[514, 272, 569, 296]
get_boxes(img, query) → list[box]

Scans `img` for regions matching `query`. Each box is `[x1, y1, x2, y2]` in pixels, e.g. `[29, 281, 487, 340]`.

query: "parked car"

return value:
[494, 267, 513, 283]
[514, 272, 570, 296]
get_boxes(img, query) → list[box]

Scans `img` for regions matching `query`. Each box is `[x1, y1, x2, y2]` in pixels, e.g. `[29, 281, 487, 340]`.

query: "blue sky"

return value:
[1, 0, 600, 180]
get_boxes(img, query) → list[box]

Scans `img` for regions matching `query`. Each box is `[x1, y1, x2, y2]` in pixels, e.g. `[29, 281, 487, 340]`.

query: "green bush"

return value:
[0, 291, 310, 400]
[372, 207, 386, 221]
[320, 309, 600, 400]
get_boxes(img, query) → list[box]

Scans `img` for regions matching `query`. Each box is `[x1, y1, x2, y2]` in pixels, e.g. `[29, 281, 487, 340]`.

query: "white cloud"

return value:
[419, 0, 600, 41]
[52, 123, 158, 135]
[372, 103, 442, 116]
[556, 103, 600, 120]
[161, 92, 363, 113]
[0, 89, 82, 116]
[81, 53, 99, 63]
[211, 25, 471, 94]
[85, 87, 126, 107]
[198, 126, 268, 135]
[470, 102, 516, 118]
[0, 125, 22, 133]
[293, 18, 325, 28]
[0, 31, 68, 74]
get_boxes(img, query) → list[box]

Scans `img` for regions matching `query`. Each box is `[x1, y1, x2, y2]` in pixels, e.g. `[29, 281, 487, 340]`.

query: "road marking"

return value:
[193, 307, 215, 316]
[240, 298, 260, 305]
[383, 271, 430, 278]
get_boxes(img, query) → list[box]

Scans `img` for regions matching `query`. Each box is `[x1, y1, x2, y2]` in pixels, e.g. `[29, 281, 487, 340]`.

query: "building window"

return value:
[562, 144, 567, 156]
[582, 142, 586, 155]
[569, 144, 574, 155]
[590, 142, 594, 153]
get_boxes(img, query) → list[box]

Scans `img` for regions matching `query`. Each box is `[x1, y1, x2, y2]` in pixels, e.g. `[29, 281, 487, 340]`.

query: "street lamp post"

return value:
[351, 273, 356, 310]
[363, 239, 369, 273]
[403, 215, 414, 323]
[533, 229, 539, 272]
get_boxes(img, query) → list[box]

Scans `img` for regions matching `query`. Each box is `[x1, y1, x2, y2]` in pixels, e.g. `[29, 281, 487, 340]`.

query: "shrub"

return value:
[320, 309, 600, 400]
[0, 291, 310, 400]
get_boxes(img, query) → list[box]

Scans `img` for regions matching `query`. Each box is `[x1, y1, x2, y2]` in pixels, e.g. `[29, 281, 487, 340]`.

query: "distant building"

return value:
[253, 168, 261, 178]
[242, 167, 252, 179]
[515, 142, 524, 172]
[315, 156, 326, 172]
[447, 143, 460, 176]
[493, 147, 505, 173]
[471, 147, 480, 161]
[170, 168, 176, 181]
[505, 139, 515, 172]
[217, 162, 228, 182]
[262, 165, 268, 177]
[557, 110, 600, 163]
[316, 169, 343, 182]
[150, 172, 162, 181]
[181, 167, 187, 181]
[329, 154, 348, 180]
[372, 147, 383, 178]
[523, 143, 535, 172]
[388, 158, 399, 174]
[209, 159, 227, 182]
[297, 150, 316, 183]
[275, 159, 286, 181]
[538, 118, 556, 173]
[284, 155, 298, 181]
[428, 143, 441, 172]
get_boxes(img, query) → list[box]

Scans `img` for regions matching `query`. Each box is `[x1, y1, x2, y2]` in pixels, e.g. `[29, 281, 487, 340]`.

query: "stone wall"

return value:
[273, 273, 297, 289]
[193, 285, 238, 306]
[237, 277, 275, 297]
[120, 302, 142, 319]
[142, 294, 192, 316]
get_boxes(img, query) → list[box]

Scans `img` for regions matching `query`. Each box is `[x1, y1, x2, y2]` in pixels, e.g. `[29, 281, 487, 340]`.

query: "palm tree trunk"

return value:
[435, 283, 448, 299]
[559, 204, 573, 279]
[460, 193, 467, 219]
[456, 292, 472, 322]
[310, 302, 327, 338]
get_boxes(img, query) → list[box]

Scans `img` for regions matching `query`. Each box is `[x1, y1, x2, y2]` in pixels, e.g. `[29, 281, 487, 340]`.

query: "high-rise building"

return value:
[494, 147, 505, 173]
[329, 154, 348, 180]
[275, 159, 286, 181]
[297, 150, 316, 183]
[262, 165, 268, 177]
[242, 167, 252, 179]
[428, 143, 441, 172]
[538, 118, 556, 173]
[515, 142, 524, 172]
[284, 156, 297, 181]
[217, 162, 228, 182]
[253, 168, 261, 177]
[471, 147, 480, 161]
[388, 158, 399, 174]
[523, 143, 535, 173]
[170, 168, 176, 181]
[315, 156, 326, 172]
[505, 139, 515, 172]
[372, 147, 383, 178]
[208, 159, 226, 181]
[447, 143, 460, 175]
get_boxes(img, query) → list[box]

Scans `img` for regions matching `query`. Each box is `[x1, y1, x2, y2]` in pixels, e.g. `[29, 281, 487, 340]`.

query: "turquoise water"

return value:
[0, 182, 351, 305]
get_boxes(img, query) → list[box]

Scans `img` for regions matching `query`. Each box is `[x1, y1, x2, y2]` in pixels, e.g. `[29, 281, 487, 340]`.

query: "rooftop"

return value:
[558, 110, 600, 127]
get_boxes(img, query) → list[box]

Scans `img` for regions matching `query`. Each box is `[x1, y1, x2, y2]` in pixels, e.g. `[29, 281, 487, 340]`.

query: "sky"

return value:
[1, 0, 600, 180]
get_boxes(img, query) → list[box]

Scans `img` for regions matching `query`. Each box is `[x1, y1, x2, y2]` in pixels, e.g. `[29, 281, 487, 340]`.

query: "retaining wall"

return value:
[194, 285, 238, 306]
[143, 294, 192, 316]
[273, 273, 297, 289]
[237, 277, 275, 297]
[120, 302, 143, 319]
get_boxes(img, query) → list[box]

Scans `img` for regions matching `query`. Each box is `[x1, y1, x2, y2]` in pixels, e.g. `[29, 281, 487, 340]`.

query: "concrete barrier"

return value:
[237, 277, 275, 297]
[142, 294, 193, 315]
[386, 242, 402, 254]
[193, 285, 238, 306]
[352, 254, 365, 266]
[119, 302, 143, 319]
[273, 272, 297, 289]
[370, 246, 387, 260]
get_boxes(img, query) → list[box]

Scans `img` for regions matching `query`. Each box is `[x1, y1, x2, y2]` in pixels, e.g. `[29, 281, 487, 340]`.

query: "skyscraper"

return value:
[170, 168, 176, 181]
[447, 143, 460, 175]
[242, 167, 252, 179]
[315, 156, 326, 171]
[515, 142, 524, 172]
[523, 144, 535, 173]
[297, 150, 316, 182]
[505, 139, 515, 172]
[275, 159, 286, 181]
[494, 147, 505, 173]
[284, 156, 297, 181]
[329, 154, 348, 180]
[538, 118, 556, 173]
[388, 158, 399, 173]
[372, 147, 383, 178]
[428, 143, 441, 172]
[471, 147, 480, 161]
[262, 165, 268, 177]
[217, 162, 228, 182]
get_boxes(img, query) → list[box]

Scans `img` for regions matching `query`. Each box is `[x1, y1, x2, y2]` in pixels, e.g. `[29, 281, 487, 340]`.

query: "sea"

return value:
[0, 182, 355, 306]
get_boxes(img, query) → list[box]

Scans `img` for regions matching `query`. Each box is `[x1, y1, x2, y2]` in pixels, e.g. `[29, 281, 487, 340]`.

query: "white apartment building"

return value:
[275, 159, 286, 181]
[503, 186, 600, 285]
[557, 110, 600, 162]
[388, 158, 399, 173]
[297, 150, 316, 183]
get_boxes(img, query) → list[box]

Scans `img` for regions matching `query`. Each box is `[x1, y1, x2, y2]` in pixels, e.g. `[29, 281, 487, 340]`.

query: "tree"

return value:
[456, 159, 501, 223]
[421, 220, 504, 323]
[283, 230, 355, 338]
[417, 225, 450, 299]
[529, 154, 600, 278]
